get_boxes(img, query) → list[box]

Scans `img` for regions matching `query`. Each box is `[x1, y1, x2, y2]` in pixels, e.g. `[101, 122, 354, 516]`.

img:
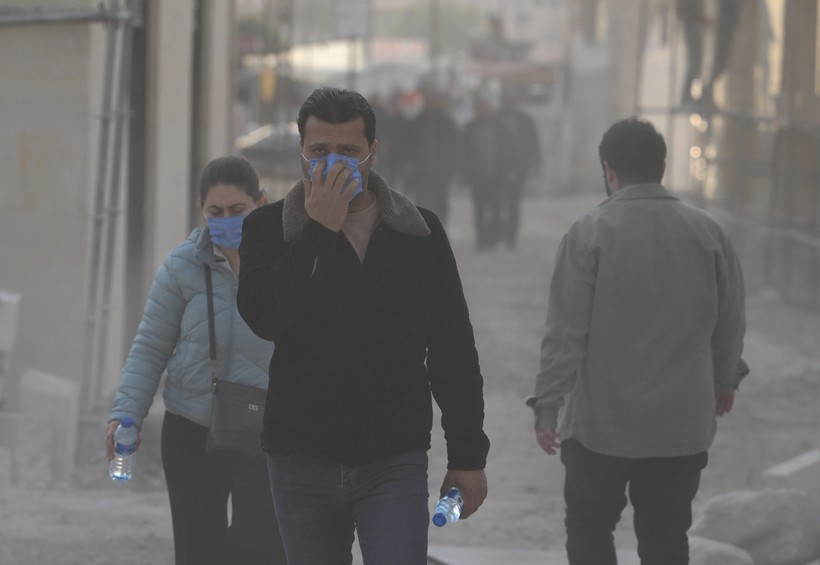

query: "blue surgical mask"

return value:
[302, 152, 371, 201]
[207, 215, 245, 249]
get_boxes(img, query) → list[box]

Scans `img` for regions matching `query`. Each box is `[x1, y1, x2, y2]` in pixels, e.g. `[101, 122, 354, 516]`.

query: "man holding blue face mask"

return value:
[237, 87, 490, 565]
[303, 151, 369, 202]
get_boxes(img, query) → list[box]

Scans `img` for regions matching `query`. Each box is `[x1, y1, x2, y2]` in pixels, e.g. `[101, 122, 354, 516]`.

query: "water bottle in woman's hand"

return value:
[109, 417, 138, 481]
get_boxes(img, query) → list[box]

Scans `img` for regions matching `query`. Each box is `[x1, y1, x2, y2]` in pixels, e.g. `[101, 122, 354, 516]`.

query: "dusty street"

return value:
[1, 188, 818, 564]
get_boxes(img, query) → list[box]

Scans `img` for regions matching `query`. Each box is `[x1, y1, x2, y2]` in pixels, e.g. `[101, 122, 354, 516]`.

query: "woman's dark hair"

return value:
[198, 155, 260, 207]
[598, 118, 666, 185]
[297, 87, 376, 146]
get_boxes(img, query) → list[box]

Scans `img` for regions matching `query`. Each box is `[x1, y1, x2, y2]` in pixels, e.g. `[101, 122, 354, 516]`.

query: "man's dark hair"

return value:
[297, 87, 376, 146]
[598, 118, 666, 185]
[199, 155, 260, 207]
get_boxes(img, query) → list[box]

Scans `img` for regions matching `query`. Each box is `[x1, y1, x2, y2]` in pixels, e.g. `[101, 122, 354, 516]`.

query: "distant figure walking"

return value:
[496, 88, 541, 249]
[402, 89, 461, 226]
[677, 0, 743, 108]
[461, 92, 504, 249]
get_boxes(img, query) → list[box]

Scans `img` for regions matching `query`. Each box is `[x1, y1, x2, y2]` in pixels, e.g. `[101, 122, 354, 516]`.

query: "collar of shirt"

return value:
[603, 183, 675, 205]
[211, 244, 238, 277]
[342, 194, 379, 262]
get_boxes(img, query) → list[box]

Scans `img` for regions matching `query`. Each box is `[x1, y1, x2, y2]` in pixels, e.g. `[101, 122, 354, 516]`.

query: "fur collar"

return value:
[282, 170, 431, 242]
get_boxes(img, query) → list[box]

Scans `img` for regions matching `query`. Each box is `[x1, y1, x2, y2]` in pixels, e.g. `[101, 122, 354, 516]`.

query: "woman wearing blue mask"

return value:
[105, 156, 286, 565]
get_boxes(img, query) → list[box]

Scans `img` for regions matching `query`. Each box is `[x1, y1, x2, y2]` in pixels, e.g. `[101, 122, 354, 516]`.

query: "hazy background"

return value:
[0, 0, 818, 498]
[0, 2, 819, 564]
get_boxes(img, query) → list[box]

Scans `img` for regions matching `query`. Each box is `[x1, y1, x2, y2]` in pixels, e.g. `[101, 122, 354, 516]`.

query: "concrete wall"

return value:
[200, 1, 235, 162]
[142, 0, 193, 278]
[0, 0, 235, 413]
[0, 3, 95, 401]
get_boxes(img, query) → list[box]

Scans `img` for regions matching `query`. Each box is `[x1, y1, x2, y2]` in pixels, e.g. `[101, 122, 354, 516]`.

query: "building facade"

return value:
[0, 0, 235, 417]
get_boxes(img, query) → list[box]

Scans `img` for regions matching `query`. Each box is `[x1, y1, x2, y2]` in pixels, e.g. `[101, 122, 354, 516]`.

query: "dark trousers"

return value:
[470, 182, 501, 249]
[161, 411, 287, 565]
[499, 180, 524, 248]
[560, 438, 707, 565]
[677, 0, 742, 103]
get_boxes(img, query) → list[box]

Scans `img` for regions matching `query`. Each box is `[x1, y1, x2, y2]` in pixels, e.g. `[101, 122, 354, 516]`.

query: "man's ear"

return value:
[256, 189, 268, 206]
[603, 161, 620, 192]
[369, 139, 379, 167]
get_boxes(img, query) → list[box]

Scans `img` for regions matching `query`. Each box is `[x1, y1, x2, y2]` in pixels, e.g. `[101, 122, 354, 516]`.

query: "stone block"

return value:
[763, 449, 820, 502]
[0, 289, 21, 353]
[689, 536, 754, 565]
[0, 446, 11, 493]
[691, 489, 820, 565]
[16, 369, 80, 484]
[0, 289, 19, 404]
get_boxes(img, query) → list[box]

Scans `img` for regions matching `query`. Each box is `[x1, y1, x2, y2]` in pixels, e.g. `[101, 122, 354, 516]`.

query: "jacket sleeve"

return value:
[526, 232, 596, 430]
[109, 257, 185, 428]
[424, 215, 490, 470]
[711, 235, 746, 390]
[237, 204, 340, 342]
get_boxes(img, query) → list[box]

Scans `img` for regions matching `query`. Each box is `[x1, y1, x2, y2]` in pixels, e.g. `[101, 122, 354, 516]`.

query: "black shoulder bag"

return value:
[203, 264, 267, 460]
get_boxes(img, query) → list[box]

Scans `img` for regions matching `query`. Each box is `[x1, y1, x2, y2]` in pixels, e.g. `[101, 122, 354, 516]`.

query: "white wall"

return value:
[200, 1, 235, 161]
[0, 7, 94, 399]
[143, 0, 194, 275]
[0, 1, 236, 413]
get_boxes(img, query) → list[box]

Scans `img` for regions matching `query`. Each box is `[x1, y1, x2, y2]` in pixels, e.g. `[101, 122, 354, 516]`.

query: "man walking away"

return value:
[527, 118, 746, 565]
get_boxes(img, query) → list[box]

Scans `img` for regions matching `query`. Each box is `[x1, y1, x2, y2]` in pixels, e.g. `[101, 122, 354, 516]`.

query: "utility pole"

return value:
[276, 0, 294, 123]
[429, 0, 440, 90]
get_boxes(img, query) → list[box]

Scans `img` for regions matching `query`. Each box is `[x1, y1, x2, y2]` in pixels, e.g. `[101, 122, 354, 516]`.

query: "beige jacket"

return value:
[527, 184, 746, 458]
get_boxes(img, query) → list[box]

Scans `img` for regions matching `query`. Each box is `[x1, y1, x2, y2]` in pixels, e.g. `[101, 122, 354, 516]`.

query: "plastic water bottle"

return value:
[109, 417, 138, 481]
[432, 488, 464, 527]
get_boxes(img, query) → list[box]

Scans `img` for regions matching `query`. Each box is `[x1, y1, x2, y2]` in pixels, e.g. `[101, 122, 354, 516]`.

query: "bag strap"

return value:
[204, 264, 219, 393]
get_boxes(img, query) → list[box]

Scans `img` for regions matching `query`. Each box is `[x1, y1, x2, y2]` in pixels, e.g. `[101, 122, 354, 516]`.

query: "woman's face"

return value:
[202, 183, 260, 219]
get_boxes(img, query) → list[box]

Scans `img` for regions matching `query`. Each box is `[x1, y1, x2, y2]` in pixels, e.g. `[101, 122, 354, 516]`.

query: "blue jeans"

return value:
[561, 438, 708, 565]
[267, 450, 429, 565]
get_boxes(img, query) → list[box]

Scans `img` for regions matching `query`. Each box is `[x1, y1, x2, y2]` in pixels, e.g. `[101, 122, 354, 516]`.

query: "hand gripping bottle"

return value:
[432, 488, 464, 527]
[109, 417, 138, 481]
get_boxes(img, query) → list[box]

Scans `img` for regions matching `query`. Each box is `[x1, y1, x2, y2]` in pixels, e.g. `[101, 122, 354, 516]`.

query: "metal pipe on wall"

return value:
[80, 0, 121, 416]
[90, 0, 140, 412]
[0, 4, 132, 26]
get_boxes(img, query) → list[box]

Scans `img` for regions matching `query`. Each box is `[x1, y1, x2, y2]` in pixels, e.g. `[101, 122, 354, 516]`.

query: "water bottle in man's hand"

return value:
[432, 488, 464, 527]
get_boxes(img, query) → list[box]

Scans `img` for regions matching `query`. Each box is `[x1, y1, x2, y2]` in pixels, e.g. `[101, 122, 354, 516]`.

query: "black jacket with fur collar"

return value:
[237, 172, 490, 469]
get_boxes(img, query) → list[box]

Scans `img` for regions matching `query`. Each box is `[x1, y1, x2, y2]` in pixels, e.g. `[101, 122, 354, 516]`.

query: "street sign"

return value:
[334, 0, 370, 39]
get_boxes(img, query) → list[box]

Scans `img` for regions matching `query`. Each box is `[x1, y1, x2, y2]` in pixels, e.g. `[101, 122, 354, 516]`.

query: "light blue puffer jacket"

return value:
[109, 227, 273, 429]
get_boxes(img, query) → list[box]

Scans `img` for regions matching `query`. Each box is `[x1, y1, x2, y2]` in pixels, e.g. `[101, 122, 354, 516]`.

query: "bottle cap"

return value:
[432, 512, 447, 527]
[121, 416, 134, 427]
